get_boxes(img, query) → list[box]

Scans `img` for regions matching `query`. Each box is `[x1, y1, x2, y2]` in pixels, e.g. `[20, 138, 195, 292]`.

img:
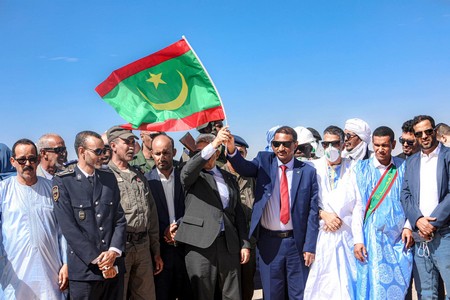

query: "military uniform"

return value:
[52, 165, 127, 300]
[108, 161, 160, 300]
[130, 150, 154, 174]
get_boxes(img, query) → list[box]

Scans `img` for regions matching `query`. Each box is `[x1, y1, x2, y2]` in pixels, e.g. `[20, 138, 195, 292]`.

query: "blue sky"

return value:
[1, 1, 449, 159]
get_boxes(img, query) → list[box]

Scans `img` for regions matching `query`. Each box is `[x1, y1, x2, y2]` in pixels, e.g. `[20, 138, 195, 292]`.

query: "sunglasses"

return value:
[85, 148, 108, 156]
[399, 137, 415, 146]
[43, 146, 67, 154]
[414, 128, 434, 138]
[14, 156, 38, 165]
[344, 133, 358, 140]
[272, 141, 294, 148]
[321, 140, 341, 148]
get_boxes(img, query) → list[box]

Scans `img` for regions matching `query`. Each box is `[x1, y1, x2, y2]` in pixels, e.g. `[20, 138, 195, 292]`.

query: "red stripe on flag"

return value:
[95, 39, 190, 97]
[120, 106, 225, 132]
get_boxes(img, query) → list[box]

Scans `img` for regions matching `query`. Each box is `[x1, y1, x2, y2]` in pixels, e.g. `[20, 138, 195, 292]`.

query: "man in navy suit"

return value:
[401, 115, 450, 299]
[145, 134, 192, 300]
[227, 125, 319, 300]
[53, 130, 127, 300]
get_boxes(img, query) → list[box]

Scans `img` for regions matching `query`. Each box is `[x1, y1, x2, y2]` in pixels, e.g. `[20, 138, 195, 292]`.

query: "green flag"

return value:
[95, 37, 225, 131]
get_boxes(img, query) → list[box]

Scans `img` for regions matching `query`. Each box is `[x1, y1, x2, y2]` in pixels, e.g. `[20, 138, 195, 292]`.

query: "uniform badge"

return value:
[79, 210, 86, 221]
[52, 186, 59, 202]
[77, 174, 82, 180]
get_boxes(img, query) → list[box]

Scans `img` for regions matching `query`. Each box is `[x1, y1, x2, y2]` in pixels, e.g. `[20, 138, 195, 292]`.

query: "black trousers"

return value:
[69, 275, 124, 300]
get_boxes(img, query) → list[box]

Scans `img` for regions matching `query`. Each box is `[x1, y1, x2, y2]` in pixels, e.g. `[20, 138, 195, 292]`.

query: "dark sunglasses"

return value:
[414, 128, 434, 138]
[321, 140, 341, 148]
[85, 148, 108, 156]
[43, 146, 67, 154]
[14, 156, 38, 165]
[399, 137, 415, 146]
[344, 133, 358, 140]
[272, 141, 294, 148]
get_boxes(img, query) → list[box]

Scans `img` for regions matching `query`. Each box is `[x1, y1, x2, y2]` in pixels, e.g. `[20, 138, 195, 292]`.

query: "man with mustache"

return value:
[401, 115, 450, 299]
[107, 126, 162, 300]
[36, 133, 68, 179]
[0, 138, 68, 299]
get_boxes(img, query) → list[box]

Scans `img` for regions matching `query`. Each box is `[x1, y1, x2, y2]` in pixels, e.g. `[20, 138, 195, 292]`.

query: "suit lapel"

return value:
[437, 147, 449, 201]
[412, 154, 421, 206]
[151, 170, 170, 217]
[174, 168, 185, 220]
[290, 159, 303, 210]
[75, 166, 94, 201]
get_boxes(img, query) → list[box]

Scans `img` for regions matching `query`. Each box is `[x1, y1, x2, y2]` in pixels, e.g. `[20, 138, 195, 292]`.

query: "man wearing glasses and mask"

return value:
[0, 138, 69, 299]
[304, 125, 358, 299]
[342, 118, 372, 161]
[53, 131, 127, 299]
[401, 115, 450, 299]
[397, 120, 420, 160]
[36, 133, 68, 179]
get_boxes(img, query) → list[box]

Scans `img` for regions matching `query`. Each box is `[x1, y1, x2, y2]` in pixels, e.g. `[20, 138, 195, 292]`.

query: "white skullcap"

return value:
[345, 118, 371, 144]
[294, 126, 315, 145]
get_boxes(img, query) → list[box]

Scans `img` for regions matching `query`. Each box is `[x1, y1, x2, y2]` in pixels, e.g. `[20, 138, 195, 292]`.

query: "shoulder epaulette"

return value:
[55, 165, 75, 177]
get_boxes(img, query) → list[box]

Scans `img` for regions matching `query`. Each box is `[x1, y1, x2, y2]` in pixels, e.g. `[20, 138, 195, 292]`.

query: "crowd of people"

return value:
[0, 115, 449, 300]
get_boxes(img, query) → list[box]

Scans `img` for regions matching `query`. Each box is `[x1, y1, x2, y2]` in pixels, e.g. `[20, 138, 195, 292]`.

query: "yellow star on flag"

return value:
[146, 72, 166, 89]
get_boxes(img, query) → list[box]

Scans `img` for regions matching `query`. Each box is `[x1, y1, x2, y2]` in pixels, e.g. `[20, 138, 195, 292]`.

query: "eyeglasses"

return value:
[321, 140, 341, 148]
[43, 146, 67, 154]
[414, 128, 434, 138]
[85, 148, 108, 156]
[297, 144, 312, 152]
[344, 133, 358, 140]
[14, 156, 38, 165]
[399, 137, 415, 146]
[272, 141, 294, 148]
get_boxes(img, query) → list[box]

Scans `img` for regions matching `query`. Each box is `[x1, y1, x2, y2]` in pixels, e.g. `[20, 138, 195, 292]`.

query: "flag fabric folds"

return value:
[95, 37, 225, 131]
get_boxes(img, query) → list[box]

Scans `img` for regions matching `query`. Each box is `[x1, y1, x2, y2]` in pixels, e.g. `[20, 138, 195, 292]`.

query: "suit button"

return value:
[70, 251, 74, 254]
[110, 202, 113, 205]
[95, 201, 99, 206]
[268, 193, 271, 196]
[99, 227, 104, 231]
[97, 214, 101, 218]
[102, 240, 105, 244]
[79, 204, 83, 208]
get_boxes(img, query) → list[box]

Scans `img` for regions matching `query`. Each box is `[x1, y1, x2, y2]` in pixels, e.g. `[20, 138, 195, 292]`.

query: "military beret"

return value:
[107, 125, 139, 144]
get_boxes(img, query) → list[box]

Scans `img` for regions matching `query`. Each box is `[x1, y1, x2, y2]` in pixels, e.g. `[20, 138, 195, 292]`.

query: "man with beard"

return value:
[36, 133, 68, 179]
[146, 134, 192, 300]
[107, 126, 162, 300]
[342, 118, 372, 161]
[53, 130, 127, 299]
[0, 138, 68, 299]
[401, 115, 450, 299]
[396, 120, 420, 160]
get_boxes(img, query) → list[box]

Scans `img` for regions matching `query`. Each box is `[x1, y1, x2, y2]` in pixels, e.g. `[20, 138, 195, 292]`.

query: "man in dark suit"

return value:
[227, 125, 319, 300]
[145, 134, 192, 300]
[401, 115, 450, 299]
[175, 130, 251, 300]
[53, 130, 127, 300]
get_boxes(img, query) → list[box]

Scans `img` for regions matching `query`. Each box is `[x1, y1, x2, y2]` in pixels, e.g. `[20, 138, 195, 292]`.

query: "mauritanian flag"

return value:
[95, 37, 225, 131]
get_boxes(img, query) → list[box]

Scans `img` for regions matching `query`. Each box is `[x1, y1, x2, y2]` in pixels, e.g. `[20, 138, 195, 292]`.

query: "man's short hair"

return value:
[401, 120, 414, 134]
[74, 131, 101, 157]
[12, 138, 37, 157]
[195, 133, 215, 145]
[275, 126, 297, 141]
[323, 126, 345, 142]
[412, 115, 435, 129]
[372, 126, 395, 143]
[437, 123, 450, 136]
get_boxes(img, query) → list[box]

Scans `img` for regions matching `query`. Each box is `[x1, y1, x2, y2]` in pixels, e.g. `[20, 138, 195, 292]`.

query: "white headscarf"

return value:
[344, 118, 371, 144]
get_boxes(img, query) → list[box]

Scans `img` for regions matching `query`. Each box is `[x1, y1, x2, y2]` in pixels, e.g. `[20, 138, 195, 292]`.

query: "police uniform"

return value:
[52, 165, 127, 300]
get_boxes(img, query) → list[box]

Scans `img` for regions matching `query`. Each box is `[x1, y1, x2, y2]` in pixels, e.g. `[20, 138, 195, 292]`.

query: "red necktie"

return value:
[280, 165, 290, 224]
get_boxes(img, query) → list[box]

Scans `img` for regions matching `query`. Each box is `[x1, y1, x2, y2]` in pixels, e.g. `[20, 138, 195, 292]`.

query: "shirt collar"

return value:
[420, 143, 441, 158]
[156, 167, 174, 180]
[77, 164, 94, 177]
[372, 156, 394, 169]
[277, 157, 295, 170]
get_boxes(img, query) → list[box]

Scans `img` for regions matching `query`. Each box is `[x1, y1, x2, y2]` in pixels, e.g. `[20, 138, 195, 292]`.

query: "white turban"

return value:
[344, 118, 371, 144]
[294, 126, 315, 144]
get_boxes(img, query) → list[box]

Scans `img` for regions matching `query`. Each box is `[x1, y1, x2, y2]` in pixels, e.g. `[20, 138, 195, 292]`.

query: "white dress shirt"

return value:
[419, 144, 441, 217]
[157, 168, 176, 223]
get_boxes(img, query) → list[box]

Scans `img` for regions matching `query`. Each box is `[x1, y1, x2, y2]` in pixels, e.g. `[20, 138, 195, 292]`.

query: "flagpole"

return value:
[182, 36, 228, 124]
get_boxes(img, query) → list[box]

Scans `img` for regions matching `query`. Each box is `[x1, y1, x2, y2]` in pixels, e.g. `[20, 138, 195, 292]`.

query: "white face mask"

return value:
[324, 145, 341, 163]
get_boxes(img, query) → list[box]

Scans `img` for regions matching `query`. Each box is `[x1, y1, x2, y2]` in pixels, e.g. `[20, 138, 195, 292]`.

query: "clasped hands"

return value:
[96, 250, 118, 279]
[320, 210, 342, 232]
[164, 223, 178, 245]
[416, 216, 436, 241]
